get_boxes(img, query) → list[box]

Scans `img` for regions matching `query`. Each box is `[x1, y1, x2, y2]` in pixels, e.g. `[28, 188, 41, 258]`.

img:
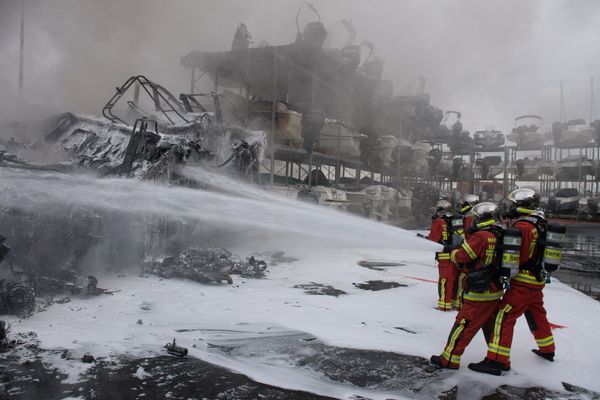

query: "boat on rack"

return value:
[553, 119, 595, 148]
[474, 129, 505, 151]
[556, 155, 593, 180]
[473, 156, 504, 179]
[512, 157, 543, 180]
[507, 115, 546, 150]
[546, 188, 581, 215]
[317, 120, 362, 159]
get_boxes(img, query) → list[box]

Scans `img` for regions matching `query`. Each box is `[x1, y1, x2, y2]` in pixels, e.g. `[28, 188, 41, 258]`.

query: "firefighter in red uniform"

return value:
[430, 202, 504, 370]
[427, 200, 457, 311]
[469, 188, 556, 375]
[453, 194, 480, 309]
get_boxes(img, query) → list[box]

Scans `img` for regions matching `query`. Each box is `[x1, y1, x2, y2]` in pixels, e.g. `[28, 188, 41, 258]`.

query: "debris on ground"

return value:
[357, 261, 406, 271]
[394, 327, 418, 334]
[353, 280, 407, 291]
[481, 383, 600, 400]
[28, 274, 117, 298]
[165, 339, 188, 357]
[562, 382, 600, 398]
[0, 279, 35, 317]
[81, 354, 95, 363]
[293, 283, 347, 297]
[1, 348, 333, 400]
[143, 248, 268, 285]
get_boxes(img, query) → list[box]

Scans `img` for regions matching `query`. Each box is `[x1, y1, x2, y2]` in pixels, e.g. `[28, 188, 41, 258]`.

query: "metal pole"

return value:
[270, 47, 277, 187]
[190, 67, 195, 94]
[591, 76, 595, 123]
[245, 46, 250, 124]
[335, 118, 341, 185]
[579, 146, 583, 192]
[308, 152, 313, 186]
[18, 0, 25, 95]
[503, 147, 508, 196]
[560, 81, 566, 123]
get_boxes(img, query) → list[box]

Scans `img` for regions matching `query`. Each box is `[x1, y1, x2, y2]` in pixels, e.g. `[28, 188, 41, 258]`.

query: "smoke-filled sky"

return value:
[1, 0, 599, 133]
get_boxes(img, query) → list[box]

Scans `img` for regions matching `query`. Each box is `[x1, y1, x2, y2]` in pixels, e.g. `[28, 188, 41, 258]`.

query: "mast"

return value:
[591, 76, 596, 123]
[560, 81, 566, 123]
[18, 0, 25, 96]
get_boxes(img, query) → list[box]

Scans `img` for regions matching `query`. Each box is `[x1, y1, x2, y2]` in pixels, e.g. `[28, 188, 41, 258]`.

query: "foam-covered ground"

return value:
[5, 245, 600, 399]
[1, 168, 599, 398]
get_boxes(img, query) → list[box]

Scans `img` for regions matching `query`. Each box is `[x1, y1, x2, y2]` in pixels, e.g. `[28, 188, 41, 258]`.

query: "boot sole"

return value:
[467, 364, 502, 376]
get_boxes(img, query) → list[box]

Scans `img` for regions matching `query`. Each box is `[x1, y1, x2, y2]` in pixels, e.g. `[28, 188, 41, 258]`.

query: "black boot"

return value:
[430, 355, 458, 370]
[430, 355, 443, 366]
[468, 358, 504, 376]
[532, 349, 554, 362]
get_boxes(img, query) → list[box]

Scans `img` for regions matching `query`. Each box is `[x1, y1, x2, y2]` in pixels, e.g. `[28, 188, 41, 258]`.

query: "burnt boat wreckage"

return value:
[1, 75, 264, 181]
[0, 73, 272, 316]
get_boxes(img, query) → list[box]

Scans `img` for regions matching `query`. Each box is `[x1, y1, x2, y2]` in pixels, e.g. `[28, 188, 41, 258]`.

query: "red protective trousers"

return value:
[437, 259, 457, 311]
[439, 298, 500, 368]
[486, 282, 555, 366]
[429, 217, 456, 311]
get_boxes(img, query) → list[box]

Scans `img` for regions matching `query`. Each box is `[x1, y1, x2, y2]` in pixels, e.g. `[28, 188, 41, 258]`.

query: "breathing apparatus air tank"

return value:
[450, 215, 465, 247]
[499, 227, 522, 281]
[543, 223, 566, 273]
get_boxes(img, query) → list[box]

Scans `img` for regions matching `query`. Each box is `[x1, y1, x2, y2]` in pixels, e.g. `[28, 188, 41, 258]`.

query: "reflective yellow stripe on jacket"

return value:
[463, 290, 503, 302]
[484, 249, 495, 265]
[512, 270, 545, 286]
[461, 241, 477, 260]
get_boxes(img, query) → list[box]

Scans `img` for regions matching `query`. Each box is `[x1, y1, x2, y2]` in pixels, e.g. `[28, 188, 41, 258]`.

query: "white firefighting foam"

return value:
[1, 168, 600, 399]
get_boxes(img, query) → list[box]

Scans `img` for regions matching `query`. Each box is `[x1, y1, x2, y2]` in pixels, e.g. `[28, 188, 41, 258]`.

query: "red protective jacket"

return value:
[510, 218, 545, 289]
[451, 229, 502, 301]
[427, 217, 449, 245]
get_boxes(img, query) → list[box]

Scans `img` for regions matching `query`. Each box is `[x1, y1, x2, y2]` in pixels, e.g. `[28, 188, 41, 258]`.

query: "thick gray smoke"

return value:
[1, 0, 599, 133]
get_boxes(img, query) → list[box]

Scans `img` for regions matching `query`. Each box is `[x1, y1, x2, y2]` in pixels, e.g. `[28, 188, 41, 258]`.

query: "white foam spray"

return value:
[0, 167, 439, 253]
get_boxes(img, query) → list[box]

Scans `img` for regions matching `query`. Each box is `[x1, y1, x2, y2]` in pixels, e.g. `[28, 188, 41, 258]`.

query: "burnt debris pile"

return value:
[0, 74, 269, 315]
[143, 248, 268, 284]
